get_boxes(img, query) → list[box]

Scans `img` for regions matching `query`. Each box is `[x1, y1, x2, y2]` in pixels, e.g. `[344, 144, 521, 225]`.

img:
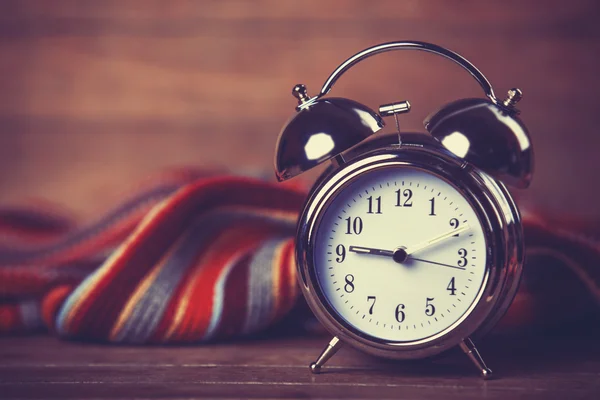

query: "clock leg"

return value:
[309, 336, 342, 374]
[460, 337, 493, 380]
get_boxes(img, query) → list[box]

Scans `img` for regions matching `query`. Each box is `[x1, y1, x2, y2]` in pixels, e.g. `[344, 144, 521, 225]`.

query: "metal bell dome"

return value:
[425, 96, 533, 188]
[274, 85, 384, 182]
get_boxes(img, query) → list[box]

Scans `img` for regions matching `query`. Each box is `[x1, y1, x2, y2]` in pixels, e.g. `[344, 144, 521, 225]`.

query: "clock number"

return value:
[395, 189, 413, 207]
[367, 296, 376, 314]
[335, 244, 346, 263]
[425, 297, 436, 316]
[449, 218, 460, 236]
[457, 248, 468, 267]
[367, 196, 382, 214]
[429, 197, 436, 216]
[395, 304, 406, 323]
[447, 277, 457, 296]
[345, 217, 363, 235]
[344, 274, 355, 293]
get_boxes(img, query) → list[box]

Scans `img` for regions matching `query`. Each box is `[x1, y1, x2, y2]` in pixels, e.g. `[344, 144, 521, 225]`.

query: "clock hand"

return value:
[350, 224, 470, 263]
[405, 224, 470, 256]
[409, 257, 466, 271]
[349, 246, 468, 271]
[390, 225, 470, 263]
[350, 246, 421, 265]
[348, 246, 394, 257]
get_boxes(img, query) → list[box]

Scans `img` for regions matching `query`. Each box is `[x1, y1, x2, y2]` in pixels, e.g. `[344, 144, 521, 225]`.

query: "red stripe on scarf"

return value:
[173, 225, 280, 341]
[274, 239, 297, 321]
[0, 305, 21, 333]
[213, 254, 251, 338]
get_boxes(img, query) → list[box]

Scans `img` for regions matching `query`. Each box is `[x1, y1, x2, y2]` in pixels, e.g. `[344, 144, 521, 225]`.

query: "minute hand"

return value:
[405, 224, 469, 256]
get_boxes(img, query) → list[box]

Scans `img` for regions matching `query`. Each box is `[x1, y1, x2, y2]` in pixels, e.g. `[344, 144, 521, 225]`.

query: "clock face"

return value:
[313, 166, 488, 342]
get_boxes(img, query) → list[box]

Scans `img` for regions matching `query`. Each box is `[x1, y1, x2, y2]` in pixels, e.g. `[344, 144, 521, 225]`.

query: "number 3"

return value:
[458, 248, 468, 267]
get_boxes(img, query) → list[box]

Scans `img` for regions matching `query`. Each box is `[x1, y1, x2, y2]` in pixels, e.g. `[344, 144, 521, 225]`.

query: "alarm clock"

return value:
[273, 41, 533, 379]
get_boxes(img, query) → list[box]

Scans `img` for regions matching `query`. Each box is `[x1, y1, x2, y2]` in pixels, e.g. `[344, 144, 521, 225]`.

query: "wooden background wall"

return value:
[0, 0, 599, 219]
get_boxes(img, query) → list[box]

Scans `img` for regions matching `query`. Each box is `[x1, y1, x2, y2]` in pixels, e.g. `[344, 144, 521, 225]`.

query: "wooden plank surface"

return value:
[0, 0, 599, 219]
[0, 332, 598, 399]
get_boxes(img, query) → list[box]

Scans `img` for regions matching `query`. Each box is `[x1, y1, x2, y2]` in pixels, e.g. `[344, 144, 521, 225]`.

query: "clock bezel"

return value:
[296, 138, 523, 359]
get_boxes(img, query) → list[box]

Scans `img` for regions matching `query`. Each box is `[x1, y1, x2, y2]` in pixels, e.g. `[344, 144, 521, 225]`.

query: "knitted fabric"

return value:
[0, 171, 598, 342]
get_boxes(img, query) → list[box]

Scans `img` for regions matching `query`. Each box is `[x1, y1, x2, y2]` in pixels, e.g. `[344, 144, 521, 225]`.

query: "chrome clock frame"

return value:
[296, 134, 523, 377]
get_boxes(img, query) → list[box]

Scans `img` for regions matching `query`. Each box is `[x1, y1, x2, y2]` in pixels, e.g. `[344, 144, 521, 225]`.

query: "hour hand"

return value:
[348, 246, 394, 257]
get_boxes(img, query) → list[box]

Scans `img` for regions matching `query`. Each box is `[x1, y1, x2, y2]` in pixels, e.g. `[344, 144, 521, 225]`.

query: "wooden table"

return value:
[1, 330, 598, 399]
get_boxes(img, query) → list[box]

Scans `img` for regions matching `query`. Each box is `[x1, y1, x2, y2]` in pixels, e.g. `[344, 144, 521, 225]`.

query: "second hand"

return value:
[409, 257, 466, 270]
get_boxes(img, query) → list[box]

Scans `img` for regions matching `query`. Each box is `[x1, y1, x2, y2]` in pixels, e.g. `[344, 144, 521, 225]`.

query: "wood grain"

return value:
[0, 0, 599, 218]
[0, 333, 598, 399]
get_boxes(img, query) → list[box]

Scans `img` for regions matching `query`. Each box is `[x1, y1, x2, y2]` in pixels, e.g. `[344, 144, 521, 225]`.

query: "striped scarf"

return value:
[0, 171, 598, 342]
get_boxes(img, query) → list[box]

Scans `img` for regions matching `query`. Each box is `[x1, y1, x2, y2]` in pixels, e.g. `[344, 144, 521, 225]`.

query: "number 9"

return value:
[336, 244, 346, 263]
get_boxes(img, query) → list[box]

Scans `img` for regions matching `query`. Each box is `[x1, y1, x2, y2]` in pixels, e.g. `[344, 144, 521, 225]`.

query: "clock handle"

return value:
[315, 41, 502, 108]
[274, 41, 532, 188]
